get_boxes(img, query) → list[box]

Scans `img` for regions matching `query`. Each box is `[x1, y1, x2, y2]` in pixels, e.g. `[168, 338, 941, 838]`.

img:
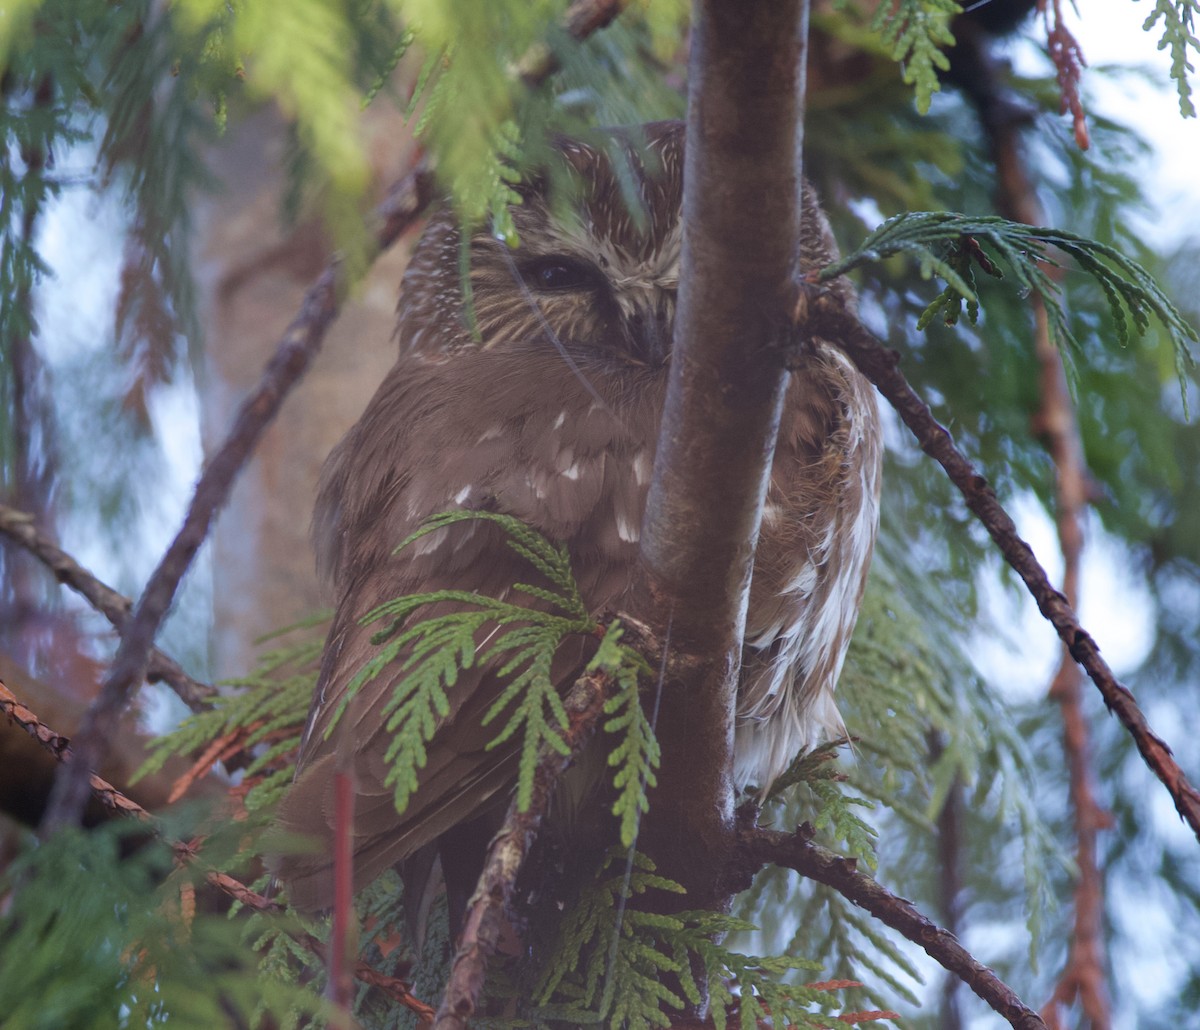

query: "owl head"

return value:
[397, 121, 686, 367]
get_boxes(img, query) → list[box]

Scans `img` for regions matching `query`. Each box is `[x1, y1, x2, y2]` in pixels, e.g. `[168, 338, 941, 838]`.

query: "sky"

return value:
[1074, 0, 1200, 244]
[968, 0, 1200, 697]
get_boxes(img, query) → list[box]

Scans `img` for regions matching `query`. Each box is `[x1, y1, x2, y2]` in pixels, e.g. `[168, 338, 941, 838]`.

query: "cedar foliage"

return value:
[2, 0, 1200, 1027]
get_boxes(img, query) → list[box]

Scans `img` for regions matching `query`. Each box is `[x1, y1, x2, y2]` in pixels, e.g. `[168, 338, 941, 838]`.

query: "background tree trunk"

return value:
[194, 104, 418, 678]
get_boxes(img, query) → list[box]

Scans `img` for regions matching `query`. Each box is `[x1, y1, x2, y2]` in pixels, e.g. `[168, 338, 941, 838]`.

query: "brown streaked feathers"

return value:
[276, 121, 882, 914]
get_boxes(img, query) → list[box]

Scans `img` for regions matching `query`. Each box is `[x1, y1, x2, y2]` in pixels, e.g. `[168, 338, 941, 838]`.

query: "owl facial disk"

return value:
[506, 233, 678, 368]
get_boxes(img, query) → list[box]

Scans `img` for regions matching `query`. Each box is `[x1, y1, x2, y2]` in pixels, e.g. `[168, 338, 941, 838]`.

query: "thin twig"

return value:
[38, 168, 437, 833]
[434, 666, 617, 1030]
[516, 0, 628, 83]
[0, 503, 216, 711]
[801, 298, 1200, 842]
[742, 826, 1049, 1030]
[928, 730, 965, 1030]
[0, 677, 433, 1023]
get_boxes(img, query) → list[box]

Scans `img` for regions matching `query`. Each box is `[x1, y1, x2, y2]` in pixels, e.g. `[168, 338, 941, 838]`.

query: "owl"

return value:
[276, 120, 882, 916]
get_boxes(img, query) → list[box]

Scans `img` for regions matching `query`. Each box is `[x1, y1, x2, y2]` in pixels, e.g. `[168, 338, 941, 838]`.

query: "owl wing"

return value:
[735, 345, 882, 791]
[276, 346, 651, 912]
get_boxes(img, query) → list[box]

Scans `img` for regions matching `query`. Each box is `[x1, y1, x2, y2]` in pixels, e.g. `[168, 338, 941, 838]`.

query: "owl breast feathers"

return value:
[276, 120, 882, 914]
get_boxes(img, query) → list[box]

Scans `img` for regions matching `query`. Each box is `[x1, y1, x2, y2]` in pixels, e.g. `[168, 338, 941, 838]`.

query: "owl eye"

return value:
[524, 256, 595, 291]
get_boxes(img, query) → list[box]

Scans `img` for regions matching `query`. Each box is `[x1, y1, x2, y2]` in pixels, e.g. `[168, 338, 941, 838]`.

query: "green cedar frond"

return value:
[340, 511, 599, 815]
[868, 0, 959, 114]
[1142, 0, 1200, 117]
[174, 0, 373, 264]
[243, 889, 331, 1030]
[766, 743, 879, 868]
[840, 542, 1062, 966]
[786, 883, 922, 1015]
[531, 851, 846, 1030]
[403, 510, 586, 601]
[742, 537, 1061, 1012]
[363, 27, 417, 108]
[823, 211, 1198, 404]
[135, 615, 327, 811]
[398, 0, 560, 236]
[533, 849, 683, 1014]
[0, 824, 321, 1028]
[809, 781, 879, 869]
[590, 622, 661, 845]
[766, 739, 849, 801]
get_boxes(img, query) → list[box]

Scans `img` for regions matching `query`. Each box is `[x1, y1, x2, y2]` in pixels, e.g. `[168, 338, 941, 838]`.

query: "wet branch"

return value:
[742, 826, 1049, 1030]
[516, 0, 629, 83]
[434, 664, 618, 1029]
[0, 677, 433, 1023]
[0, 503, 215, 712]
[799, 297, 1200, 842]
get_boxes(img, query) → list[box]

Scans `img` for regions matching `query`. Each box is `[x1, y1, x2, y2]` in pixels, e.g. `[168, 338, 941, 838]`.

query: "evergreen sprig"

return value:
[531, 850, 848, 1030]
[135, 615, 327, 811]
[768, 743, 880, 869]
[399, 0, 562, 236]
[1143, 0, 1200, 117]
[738, 536, 1063, 1014]
[589, 622, 661, 846]
[335, 510, 600, 815]
[822, 210, 1199, 400]
[843, 542, 1061, 952]
[868, 0, 960, 114]
[0, 824, 320, 1028]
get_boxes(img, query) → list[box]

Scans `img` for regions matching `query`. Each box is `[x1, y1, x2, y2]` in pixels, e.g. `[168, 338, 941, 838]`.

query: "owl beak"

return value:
[624, 293, 674, 368]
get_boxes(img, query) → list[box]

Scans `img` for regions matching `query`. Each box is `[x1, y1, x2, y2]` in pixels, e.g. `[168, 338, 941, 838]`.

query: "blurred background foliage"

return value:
[1, 0, 1199, 1027]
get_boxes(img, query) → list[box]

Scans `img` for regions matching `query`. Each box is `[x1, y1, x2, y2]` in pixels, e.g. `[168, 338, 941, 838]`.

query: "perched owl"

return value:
[277, 121, 882, 916]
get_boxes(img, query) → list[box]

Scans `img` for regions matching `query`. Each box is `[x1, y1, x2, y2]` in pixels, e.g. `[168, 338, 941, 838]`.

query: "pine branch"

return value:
[434, 664, 619, 1030]
[0, 503, 215, 712]
[0, 677, 434, 1023]
[38, 167, 437, 834]
[795, 295, 1200, 843]
[741, 825, 1049, 1030]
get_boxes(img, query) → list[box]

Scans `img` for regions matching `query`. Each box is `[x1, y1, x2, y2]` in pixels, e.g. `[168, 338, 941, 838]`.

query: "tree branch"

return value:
[434, 664, 618, 1029]
[637, 0, 811, 907]
[0, 677, 433, 1023]
[38, 168, 437, 833]
[0, 503, 216, 712]
[800, 299, 1200, 842]
[741, 826, 1049, 1030]
[516, 0, 629, 84]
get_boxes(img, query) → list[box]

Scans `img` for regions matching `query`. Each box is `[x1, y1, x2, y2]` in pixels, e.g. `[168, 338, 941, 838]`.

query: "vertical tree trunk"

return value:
[193, 104, 418, 678]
